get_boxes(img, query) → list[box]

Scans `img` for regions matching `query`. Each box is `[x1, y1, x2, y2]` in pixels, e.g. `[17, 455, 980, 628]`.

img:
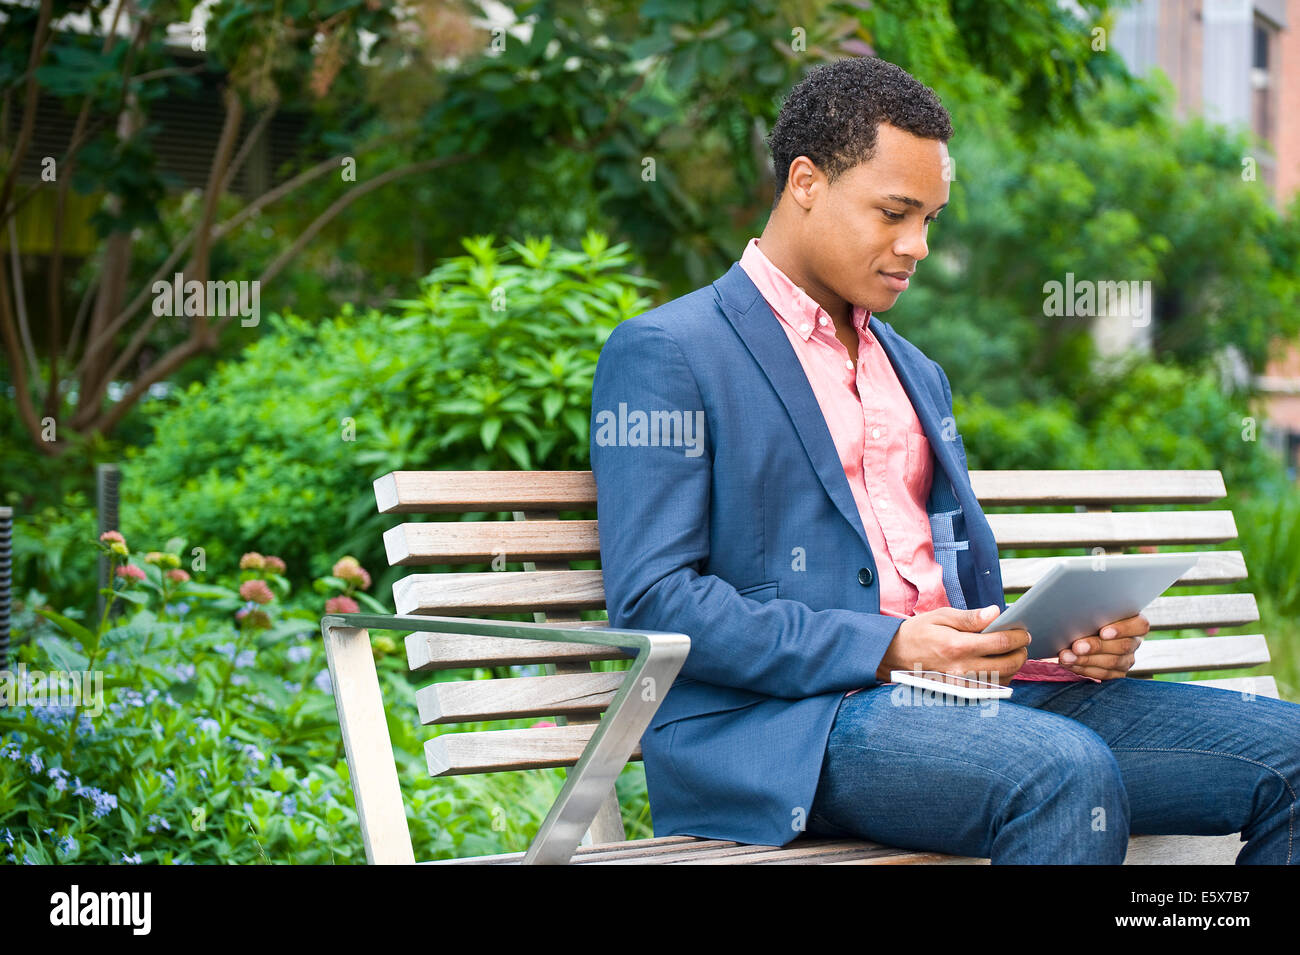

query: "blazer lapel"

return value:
[713, 262, 870, 550]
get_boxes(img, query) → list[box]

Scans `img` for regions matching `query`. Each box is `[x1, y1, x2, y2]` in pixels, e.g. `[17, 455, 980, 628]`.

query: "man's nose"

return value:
[894, 222, 929, 261]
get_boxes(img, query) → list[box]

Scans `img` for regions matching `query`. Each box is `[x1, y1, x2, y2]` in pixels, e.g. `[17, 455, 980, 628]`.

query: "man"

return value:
[589, 56, 1299, 863]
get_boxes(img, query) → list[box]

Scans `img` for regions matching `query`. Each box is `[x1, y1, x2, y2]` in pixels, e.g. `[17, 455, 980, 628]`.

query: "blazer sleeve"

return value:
[590, 318, 905, 700]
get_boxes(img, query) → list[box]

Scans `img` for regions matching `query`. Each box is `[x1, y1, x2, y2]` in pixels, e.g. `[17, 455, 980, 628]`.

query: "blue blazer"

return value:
[590, 261, 1009, 847]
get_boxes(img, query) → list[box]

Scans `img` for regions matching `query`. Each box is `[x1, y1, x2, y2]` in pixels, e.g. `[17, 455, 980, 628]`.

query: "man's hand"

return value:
[875, 605, 1031, 685]
[1056, 613, 1149, 680]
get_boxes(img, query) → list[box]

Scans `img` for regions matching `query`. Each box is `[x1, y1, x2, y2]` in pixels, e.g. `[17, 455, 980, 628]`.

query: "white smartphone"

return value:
[889, 669, 1013, 700]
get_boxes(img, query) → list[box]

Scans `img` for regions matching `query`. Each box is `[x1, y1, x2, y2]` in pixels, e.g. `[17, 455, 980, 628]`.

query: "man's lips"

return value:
[880, 270, 913, 292]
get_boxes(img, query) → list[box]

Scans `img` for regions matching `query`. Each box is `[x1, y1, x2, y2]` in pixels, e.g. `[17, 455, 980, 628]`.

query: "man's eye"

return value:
[881, 210, 904, 221]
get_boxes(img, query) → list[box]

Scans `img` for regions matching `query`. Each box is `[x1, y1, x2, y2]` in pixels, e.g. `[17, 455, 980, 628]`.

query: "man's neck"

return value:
[755, 231, 853, 330]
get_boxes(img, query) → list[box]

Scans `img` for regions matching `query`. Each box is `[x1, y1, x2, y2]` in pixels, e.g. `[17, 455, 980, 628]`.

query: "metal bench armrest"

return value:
[321, 612, 689, 865]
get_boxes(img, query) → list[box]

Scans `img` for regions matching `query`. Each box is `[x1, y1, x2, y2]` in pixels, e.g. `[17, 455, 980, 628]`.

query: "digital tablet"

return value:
[980, 554, 1200, 661]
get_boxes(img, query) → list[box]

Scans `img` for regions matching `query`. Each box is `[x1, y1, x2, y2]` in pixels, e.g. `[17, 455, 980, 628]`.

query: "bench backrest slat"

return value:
[374, 468, 1229, 512]
[393, 570, 606, 616]
[425, 722, 629, 776]
[416, 671, 625, 725]
[985, 511, 1238, 549]
[968, 469, 1227, 504]
[405, 630, 625, 671]
[999, 550, 1247, 591]
[380, 512, 1240, 568]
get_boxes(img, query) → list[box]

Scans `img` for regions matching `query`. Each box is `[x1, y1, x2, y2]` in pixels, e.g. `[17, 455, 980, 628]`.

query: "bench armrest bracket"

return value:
[321, 612, 690, 865]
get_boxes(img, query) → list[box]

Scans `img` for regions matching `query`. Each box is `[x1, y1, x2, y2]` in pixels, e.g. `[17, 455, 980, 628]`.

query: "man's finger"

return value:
[1062, 635, 1142, 662]
[1062, 651, 1131, 671]
[1096, 613, 1150, 640]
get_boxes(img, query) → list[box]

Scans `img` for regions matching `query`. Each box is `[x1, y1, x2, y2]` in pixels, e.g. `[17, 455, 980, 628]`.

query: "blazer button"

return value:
[858, 567, 874, 587]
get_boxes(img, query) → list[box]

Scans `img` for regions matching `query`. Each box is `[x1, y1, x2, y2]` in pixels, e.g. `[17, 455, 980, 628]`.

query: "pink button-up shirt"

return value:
[739, 237, 1090, 685]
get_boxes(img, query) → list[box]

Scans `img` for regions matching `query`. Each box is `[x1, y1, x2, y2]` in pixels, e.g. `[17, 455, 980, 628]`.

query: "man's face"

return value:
[794, 122, 950, 313]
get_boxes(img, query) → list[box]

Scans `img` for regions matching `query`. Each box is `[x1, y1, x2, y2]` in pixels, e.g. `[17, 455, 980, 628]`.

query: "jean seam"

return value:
[1108, 744, 1295, 864]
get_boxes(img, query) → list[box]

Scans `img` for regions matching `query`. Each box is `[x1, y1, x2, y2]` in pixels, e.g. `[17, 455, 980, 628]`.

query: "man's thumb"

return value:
[966, 604, 1000, 629]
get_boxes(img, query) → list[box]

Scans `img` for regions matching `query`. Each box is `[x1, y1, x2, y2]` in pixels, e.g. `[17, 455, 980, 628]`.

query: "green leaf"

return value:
[500, 436, 532, 470]
[36, 633, 89, 672]
[33, 608, 96, 647]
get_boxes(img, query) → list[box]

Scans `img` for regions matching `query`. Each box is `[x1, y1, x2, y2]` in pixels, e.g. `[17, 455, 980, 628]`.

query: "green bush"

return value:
[114, 231, 655, 593]
[955, 359, 1280, 492]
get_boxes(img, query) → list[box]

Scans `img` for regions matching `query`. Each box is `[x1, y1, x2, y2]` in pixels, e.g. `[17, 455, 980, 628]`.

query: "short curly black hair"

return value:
[767, 56, 952, 207]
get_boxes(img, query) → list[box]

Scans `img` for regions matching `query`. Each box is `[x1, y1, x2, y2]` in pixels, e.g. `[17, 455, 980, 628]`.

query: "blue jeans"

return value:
[805, 677, 1300, 863]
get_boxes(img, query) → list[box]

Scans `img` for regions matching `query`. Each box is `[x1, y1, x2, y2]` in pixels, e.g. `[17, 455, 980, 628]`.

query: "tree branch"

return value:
[252, 152, 473, 289]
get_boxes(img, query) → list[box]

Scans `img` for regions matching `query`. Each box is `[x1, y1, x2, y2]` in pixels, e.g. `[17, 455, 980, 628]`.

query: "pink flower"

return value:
[239, 579, 274, 604]
[165, 568, 191, 582]
[99, 530, 125, 545]
[263, 555, 286, 575]
[531, 720, 557, 729]
[115, 563, 146, 581]
[325, 595, 359, 614]
[1206, 627, 1219, 636]
[332, 556, 372, 590]
[239, 552, 266, 570]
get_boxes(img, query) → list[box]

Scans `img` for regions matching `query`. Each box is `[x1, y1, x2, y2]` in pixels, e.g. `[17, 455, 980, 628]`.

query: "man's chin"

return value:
[862, 292, 902, 312]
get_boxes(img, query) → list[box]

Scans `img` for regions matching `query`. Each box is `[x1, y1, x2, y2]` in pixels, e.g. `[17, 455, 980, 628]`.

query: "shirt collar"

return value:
[740, 237, 871, 342]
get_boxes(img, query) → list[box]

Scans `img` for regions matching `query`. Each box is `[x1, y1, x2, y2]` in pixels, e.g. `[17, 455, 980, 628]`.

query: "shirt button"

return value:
[878, 497, 890, 508]
[845, 359, 854, 370]
[819, 317, 829, 326]
[870, 426, 881, 439]
[858, 567, 874, 587]
[799, 323, 810, 334]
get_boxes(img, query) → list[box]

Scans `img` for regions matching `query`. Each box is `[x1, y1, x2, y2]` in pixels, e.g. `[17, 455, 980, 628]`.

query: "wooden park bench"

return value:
[320, 468, 1279, 864]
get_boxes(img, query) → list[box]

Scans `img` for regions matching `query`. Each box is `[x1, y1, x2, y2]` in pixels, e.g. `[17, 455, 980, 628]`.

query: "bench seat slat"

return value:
[425, 833, 1242, 865]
